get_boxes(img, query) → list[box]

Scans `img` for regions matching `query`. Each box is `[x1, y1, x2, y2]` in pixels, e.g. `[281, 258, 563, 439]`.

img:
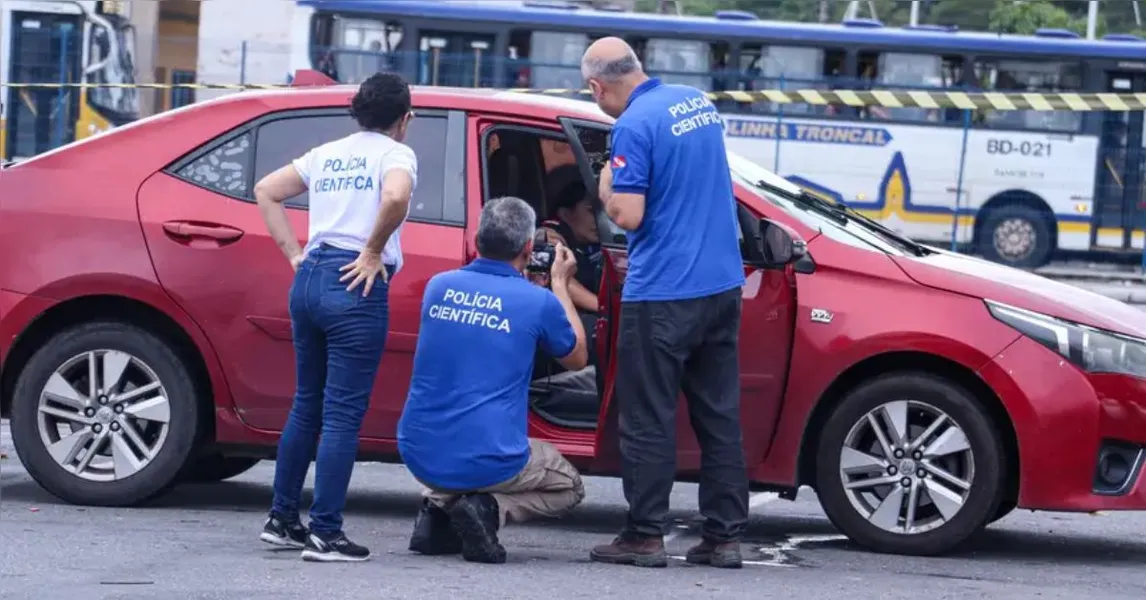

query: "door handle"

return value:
[162, 221, 244, 244]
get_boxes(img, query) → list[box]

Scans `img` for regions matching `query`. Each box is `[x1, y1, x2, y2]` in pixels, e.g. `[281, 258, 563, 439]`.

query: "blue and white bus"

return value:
[288, 0, 1146, 268]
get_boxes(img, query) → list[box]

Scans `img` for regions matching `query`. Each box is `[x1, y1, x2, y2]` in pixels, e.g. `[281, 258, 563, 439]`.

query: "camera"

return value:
[528, 242, 556, 273]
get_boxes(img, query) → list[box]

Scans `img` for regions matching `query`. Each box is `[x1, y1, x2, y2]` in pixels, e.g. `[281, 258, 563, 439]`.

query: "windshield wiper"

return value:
[754, 180, 848, 226]
[832, 201, 931, 257]
[754, 180, 929, 257]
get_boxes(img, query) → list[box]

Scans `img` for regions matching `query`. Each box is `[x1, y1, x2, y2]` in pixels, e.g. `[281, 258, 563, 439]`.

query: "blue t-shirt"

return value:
[397, 258, 578, 490]
[610, 78, 746, 302]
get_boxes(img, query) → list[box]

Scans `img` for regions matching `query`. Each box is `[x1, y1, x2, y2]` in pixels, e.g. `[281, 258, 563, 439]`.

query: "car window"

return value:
[251, 114, 450, 221]
[253, 116, 357, 207]
[174, 132, 253, 197]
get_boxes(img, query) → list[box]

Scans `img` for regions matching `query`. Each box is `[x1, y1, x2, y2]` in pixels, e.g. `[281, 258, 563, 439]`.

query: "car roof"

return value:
[9, 84, 612, 170]
[199, 84, 613, 124]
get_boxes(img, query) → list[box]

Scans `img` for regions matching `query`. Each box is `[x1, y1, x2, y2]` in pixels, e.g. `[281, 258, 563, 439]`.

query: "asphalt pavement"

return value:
[3, 419, 1146, 600]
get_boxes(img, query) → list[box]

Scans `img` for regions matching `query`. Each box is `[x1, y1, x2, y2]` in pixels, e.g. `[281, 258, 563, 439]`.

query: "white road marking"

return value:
[663, 522, 693, 543]
[754, 534, 849, 567]
[749, 491, 781, 509]
[667, 554, 798, 568]
[668, 533, 849, 568]
[664, 492, 782, 543]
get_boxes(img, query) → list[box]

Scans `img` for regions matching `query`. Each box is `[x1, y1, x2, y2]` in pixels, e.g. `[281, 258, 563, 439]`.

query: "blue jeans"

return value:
[270, 244, 393, 535]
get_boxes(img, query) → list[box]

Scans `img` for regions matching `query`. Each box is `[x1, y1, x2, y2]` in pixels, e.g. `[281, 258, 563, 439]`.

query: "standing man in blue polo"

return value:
[582, 37, 749, 569]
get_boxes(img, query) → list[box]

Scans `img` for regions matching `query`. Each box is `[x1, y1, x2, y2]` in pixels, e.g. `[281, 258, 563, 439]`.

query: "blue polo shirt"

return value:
[610, 78, 745, 302]
[397, 258, 577, 490]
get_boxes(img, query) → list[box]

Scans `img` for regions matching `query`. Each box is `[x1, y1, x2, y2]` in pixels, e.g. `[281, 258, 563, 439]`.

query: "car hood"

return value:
[892, 249, 1146, 339]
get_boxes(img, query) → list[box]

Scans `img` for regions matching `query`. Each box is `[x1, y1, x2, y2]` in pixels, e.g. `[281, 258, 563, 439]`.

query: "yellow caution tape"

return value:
[2, 82, 1145, 111]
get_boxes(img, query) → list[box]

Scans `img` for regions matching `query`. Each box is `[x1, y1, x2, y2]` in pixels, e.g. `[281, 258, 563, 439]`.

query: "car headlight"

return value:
[986, 299, 1146, 379]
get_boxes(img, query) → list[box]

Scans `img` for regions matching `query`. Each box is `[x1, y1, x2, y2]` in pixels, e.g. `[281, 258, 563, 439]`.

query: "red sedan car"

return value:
[2, 75, 1145, 557]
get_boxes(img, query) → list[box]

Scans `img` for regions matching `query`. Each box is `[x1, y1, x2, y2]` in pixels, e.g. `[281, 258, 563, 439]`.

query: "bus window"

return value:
[973, 59, 1082, 132]
[860, 52, 962, 123]
[330, 16, 403, 83]
[418, 31, 496, 87]
[86, 19, 138, 123]
[518, 30, 589, 90]
[738, 45, 845, 116]
[644, 38, 714, 91]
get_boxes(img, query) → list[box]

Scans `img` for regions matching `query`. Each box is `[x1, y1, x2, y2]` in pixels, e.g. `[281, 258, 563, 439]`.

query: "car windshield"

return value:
[725, 151, 924, 256]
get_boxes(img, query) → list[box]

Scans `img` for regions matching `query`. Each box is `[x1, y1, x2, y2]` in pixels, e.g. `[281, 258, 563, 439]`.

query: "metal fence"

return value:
[2, 35, 1145, 271]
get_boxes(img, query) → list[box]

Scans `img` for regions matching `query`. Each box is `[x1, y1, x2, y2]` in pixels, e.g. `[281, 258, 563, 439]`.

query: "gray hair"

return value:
[476, 196, 537, 261]
[581, 49, 642, 83]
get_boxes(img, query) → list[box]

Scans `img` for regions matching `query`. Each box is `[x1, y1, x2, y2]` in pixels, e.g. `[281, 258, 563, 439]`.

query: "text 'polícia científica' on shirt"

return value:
[313, 156, 376, 193]
[426, 289, 511, 333]
[668, 94, 723, 138]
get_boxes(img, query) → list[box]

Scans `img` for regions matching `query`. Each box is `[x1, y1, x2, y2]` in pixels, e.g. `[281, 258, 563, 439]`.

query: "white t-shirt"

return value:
[292, 131, 418, 273]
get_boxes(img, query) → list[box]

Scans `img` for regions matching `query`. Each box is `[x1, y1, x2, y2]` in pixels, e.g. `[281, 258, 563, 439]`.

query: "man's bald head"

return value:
[581, 37, 647, 118]
[581, 37, 643, 83]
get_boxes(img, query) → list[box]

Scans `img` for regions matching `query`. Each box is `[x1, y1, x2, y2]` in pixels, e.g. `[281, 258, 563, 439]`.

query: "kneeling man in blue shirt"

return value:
[397, 196, 589, 564]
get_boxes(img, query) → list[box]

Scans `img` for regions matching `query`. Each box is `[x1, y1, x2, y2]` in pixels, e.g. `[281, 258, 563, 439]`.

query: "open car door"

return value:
[559, 117, 627, 472]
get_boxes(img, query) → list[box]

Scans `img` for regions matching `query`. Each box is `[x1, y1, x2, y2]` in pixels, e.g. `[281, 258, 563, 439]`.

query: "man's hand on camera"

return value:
[550, 243, 576, 289]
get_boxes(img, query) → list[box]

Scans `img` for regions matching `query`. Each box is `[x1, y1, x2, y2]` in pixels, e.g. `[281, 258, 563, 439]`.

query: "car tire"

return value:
[977, 204, 1052, 268]
[989, 499, 1017, 525]
[10, 321, 202, 507]
[814, 372, 1006, 556]
[185, 454, 261, 483]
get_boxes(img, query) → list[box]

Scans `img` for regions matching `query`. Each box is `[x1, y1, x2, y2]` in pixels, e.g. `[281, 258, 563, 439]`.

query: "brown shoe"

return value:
[685, 539, 743, 569]
[589, 533, 668, 568]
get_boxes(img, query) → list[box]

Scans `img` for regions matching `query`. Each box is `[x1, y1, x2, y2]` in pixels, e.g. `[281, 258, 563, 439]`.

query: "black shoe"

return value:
[409, 500, 463, 555]
[259, 513, 308, 549]
[685, 539, 743, 569]
[447, 493, 507, 564]
[300, 531, 371, 563]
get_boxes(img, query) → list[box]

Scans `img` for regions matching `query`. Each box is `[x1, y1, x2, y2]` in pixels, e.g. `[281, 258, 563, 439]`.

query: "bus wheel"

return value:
[814, 373, 1006, 556]
[977, 204, 1052, 268]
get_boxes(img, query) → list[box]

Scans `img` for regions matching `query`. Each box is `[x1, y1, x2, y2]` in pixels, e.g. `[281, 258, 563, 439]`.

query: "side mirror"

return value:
[751, 219, 807, 268]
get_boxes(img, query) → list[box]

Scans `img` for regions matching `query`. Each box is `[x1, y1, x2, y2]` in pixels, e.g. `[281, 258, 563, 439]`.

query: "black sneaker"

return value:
[447, 493, 507, 564]
[409, 499, 462, 555]
[259, 513, 308, 549]
[300, 531, 371, 563]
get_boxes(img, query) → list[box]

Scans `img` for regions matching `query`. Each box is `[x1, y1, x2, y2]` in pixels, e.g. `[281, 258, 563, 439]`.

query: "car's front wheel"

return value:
[10, 321, 202, 506]
[814, 372, 1006, 556]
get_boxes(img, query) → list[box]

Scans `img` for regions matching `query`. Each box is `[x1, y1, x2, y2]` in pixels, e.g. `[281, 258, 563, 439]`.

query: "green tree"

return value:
[927, 0, 996, 31]
[987, 0, 1103, 36]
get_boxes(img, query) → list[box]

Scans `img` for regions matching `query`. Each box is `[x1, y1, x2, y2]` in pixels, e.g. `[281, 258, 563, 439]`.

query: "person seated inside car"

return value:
[539, 169, 604, 315]
[526, 173, 605, 422]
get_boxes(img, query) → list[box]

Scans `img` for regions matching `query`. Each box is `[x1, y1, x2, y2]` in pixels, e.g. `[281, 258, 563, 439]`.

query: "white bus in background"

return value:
[287, 0, 1146, 268]
[0, 0, 138, 162]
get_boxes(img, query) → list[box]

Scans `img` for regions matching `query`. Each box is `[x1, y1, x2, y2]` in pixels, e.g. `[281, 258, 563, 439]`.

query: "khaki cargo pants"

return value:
[420, 439, 586, 527]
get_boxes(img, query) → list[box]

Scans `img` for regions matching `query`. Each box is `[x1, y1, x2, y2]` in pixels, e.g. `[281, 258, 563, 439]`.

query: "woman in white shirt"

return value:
[251, 72, 417, 563]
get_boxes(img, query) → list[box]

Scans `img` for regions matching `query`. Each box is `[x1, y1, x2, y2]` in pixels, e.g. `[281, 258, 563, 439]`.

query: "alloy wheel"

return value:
[838, 399, 975, 535]
[35, 349, 172, 482]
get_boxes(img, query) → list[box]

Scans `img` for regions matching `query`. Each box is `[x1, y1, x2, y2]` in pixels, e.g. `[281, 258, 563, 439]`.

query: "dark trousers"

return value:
[615, 287, 748, 543]
[270, 244, 394, 535]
